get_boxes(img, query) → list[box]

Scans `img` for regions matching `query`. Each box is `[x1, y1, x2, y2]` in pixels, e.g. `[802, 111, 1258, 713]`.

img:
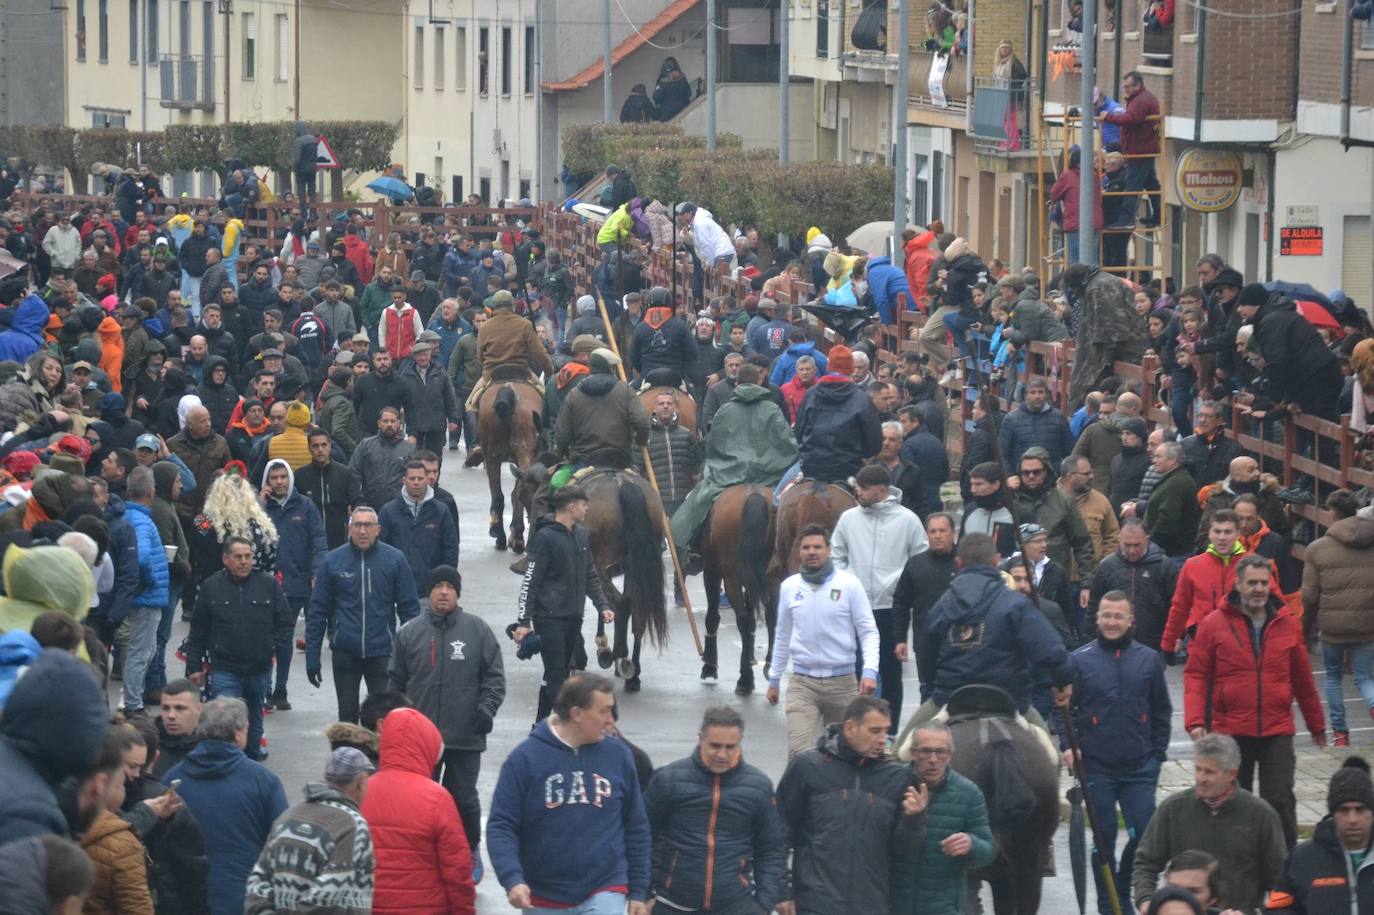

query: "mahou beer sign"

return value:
[1174, 148, 1243, 212]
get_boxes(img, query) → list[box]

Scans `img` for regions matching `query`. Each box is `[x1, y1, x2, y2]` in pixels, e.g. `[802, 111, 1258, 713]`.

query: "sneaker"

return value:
[472, 858, 484, 885]
[1334, 730, 1351, 747]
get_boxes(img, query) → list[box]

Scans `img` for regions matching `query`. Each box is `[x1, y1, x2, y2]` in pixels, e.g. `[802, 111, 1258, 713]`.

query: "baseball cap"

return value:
[70, 361, 93, 372]
[135, 434, 160, 452]
[351, 332, 371, 344]
[325, 746, 376, 783]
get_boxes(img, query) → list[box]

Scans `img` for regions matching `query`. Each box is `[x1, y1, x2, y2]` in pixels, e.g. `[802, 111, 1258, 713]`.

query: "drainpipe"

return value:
[1341, 0, 1354, 146]
[1192, 2, 1205, 142]
[294, 0, 301, 116]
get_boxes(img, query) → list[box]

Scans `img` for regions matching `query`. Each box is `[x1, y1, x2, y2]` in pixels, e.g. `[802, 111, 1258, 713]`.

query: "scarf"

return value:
[973, 490, 1006, 511]
[1097, 633, 1132, 653]
[1201, 782, 1236, 814]
[799, 558, 834, 586]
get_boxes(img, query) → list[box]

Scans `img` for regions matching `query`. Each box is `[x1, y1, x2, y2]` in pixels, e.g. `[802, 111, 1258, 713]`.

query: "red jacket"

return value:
[1159, 543, 1282, 652]
[361, 708, 475, 915]
[1049, 166, 1103, 233]
[343, 234, 375, 286]
[1103, 87, 1162, 156]
[903, 230, 937, 312]
[780, 375, 816, 423]
[1183, 595, 1325, 738]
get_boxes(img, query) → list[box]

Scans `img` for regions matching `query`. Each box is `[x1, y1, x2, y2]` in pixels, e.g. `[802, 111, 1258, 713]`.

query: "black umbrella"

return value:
[1067, 784, 1088, 914]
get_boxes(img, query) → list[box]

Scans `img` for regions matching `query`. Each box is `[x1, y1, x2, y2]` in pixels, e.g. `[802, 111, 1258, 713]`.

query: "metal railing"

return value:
[159, 54, 213, 110]
[970, 77, 1038, 153]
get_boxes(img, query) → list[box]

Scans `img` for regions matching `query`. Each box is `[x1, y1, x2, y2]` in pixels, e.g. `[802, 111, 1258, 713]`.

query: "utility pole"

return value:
[778, 0, 789, 165]
[1078, 0, 1098, 264]
[706, 0, 717, 151]
[893, 0, 909, 256]
[535, 0, 543, 201]
[603, 0, 613, 121]
[139, 0, 148, 129]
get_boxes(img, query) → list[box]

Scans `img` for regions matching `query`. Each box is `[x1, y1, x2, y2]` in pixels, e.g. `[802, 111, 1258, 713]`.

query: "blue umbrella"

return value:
[366, 176, 414, 203]
[1263, 281, 1333, 311]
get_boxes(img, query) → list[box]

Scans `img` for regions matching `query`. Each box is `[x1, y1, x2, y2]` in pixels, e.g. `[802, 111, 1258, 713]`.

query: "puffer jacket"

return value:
[1003, 287, 1068, 346]
[890, 769, 996, 915]
[554, 372, 650, 464]
[776, 725, 921, 915]
[1267, 813, 1374, 914]
[80, 809, 156, 915]
[349, 433, 416, 510]
[632, 416, 698, 504]
[261, 462, 327, 600]
[361, 708, 475, 914]
[1301, 514, 1374, 645]
[643, 752, 786, 912]
[388, 608, 505, 752]
[794, 376, 883, 482]
[378, 489, 460, 595]
[922, 565, 1074, 710]
[1068, 636, 1171, 773]
[998, 402, 1074, 468]
[1087, 543, 1177, 649]
[305, 539, 420, 667]
[831, 491, 929, 609]
[1183, 593, 1325, 739]
[1160, 543, 1282, 653]
[123, 500, 170, 610]
[0, 295, 50, 364]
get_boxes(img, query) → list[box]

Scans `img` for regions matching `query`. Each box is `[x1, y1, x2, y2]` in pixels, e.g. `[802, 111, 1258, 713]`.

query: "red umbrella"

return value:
[1295, 298, 1341, 330]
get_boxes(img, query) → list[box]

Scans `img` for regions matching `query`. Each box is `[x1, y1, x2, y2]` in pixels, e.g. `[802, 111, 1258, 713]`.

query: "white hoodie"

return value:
[831, 489, 929, 609]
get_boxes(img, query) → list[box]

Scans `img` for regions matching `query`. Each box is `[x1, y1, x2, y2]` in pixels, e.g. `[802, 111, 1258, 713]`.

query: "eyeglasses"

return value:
[913, 747, 951, 758]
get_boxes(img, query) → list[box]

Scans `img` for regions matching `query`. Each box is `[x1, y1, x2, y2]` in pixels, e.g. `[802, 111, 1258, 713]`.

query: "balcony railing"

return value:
[971, 77, 1039, 154]
[910, 48, 968, 111]
[159, 54, 214, 110]
[1142, 24, 1174, 68]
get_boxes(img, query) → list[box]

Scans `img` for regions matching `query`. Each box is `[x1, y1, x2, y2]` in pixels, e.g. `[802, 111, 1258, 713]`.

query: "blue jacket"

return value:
[899, 427, 948, 519]
[769, 341, 828, 386]
[166, 740, 287, 915]
[1068, 636, 1172, 774]
[795, 377, 883, 482]
[261, 470, 327, 600]
[441, 248, 478, 293]
[487, 721, 652, 905]
[123, 500, 170, 609]
[866, 255, 917, 325]
[997, 402, 1075, 468]
[427, 313, 470, 367]
[0, 295, 49, 364]
[101, 496, 142, 626]
[746, 318, 792, 361]
[922, 564, 1073, 710]
[378, 490, 460, 595]
[305, 539, 419, 667]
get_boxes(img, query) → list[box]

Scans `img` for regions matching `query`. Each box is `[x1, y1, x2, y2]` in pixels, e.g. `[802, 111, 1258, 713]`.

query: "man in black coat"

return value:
[352, 348, 413, 436]
[295, 429, 363, 549]
[1087, 518, 1177, 649]
[892, 512, 958, 701]
[897, 404, 947, 520]
[1269, 757, 1374, 913]
[1238, 283, 1345, 421]
[1179, 400, 1240, 489]
[643, 706, 786, 914]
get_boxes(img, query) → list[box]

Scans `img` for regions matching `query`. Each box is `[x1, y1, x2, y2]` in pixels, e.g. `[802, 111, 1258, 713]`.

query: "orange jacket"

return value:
[903, 231, 937, 313]
[97, 316, 125, 394]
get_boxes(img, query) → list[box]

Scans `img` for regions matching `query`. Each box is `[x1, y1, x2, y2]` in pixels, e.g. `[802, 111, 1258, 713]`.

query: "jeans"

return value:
[331, 649, 390, 724]
[773, 461, 802, 504]
[437, 749, 483, 851]
[1122, 159, 1160, 224]
[122, 605, 161, 711]
[530, 892, 626, 915]
[1322, 641, 1374, 732]
[1085, 761, 1160, 915]
[214, 668, 270, 759]
[534, 615, 584, 722]
[180, 273, 202, 316]
[1169, 381, 1194, 435]
[144, 591, 180, 693]
[1236, 734, 1298, 848]
[273, 596, 306, 696]
[1066, 230, 1080, 264]
[873, 608, 902, 733]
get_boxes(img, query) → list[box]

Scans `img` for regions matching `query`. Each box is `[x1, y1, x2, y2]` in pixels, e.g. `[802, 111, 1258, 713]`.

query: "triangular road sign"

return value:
[316, 134, 340, 170]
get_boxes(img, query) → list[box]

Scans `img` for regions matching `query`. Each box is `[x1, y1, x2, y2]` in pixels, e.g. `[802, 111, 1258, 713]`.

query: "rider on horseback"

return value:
[672, 363, 799, 575]
[463, 289, 555, 463]
[629, 286, 695, 391]
[551, 348, 650, 488]
[773, 344, 883, 501]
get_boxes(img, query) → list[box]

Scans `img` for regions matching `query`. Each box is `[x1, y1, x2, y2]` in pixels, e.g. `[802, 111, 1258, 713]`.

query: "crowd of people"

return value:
[0, 166, 1371, 915]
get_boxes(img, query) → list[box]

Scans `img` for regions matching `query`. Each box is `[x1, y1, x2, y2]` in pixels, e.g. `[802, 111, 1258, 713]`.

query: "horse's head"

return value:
[511, 461, 548, 516]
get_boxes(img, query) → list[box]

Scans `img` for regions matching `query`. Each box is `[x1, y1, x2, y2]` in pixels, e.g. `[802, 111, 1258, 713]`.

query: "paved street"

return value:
[142, 455, 1372, 913]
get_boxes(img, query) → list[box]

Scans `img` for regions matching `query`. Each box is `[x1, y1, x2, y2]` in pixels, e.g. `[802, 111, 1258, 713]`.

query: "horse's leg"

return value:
[1015, 836, 1047, 915]
[596, 575, 621, 670]
[625, 630, 642, 693]
[508, 470, 527, 554]
[732, 576, 756, 696]
[701, 564, 721, 681]
[486, 459, 506, 551]
[761, 577, 779, 682]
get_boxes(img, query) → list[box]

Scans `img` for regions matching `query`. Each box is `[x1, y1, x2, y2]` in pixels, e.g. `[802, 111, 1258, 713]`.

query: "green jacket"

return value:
[1143, 466, 1200, 556]
[1011, 482, 1096, 581]
[358, 280, 392, 333]
[448, 332, 481, 395]
[891, 769, 997, 915]
[669, 384, 797, 549]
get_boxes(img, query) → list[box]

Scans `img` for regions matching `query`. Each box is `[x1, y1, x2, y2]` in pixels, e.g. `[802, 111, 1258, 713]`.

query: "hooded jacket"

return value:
[794, 376, 883, 482]
[0, 295, 49, 364]
[1068, 635, 1172, 774]
[865, 255, 917, 325]
[769, 341, 829, 388]
[630, 306, 695, 380]
[1249, 295, 1344, 416]
[1159, 541, 1283, 653]
[261, 459, 327, 599]
[1267, 814, 1374, 914]
[1088, 542, 1177, 649]
[517, 514, 609, 622]
[1183, 592, 1325, 739]
[196, 355, 239, 433]
[922, 564, 1074, 709]
[831, 491, 929, 608]
[0, 649, 109, 843]
[554, 372, 650, 464]
[1302, 515, 1374, 645]
[305, 538, 420, 667]
[295, 458, 363, 550]
[361, 709, 475, 914]
[378, 484, 460, 595]
[775, 725, 921, 915]
[487, 719, 651, 906]
[316, 381, 360, 457]
[0, 545, 95, 635]
[388, 607, 505, 752]
[80, 809, 156, 915]
[165, 740, 288, 915]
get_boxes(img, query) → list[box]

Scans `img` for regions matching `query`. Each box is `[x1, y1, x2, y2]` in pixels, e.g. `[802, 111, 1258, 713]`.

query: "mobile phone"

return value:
[166, 779, 182, 794]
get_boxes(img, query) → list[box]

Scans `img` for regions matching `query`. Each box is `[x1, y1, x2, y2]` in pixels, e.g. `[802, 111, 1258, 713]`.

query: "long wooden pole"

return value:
[594, 295, 704, 657]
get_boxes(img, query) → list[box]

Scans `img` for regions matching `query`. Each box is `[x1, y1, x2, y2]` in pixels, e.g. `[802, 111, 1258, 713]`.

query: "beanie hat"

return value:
[1328, 756, 1374, 813]
[49, 452, 85, 477]
[96, 273, 116, 292]
[55, 435, 92, 462]
[426, 565, 462, 596]
[1236, 283, 1269, 309]
[828, 345, 855, 376]
[1118, 416, 1148, 442]
[286, 401, 312, 429]
[1214, 267, 1244, 289]
[806, 226, 822, 244]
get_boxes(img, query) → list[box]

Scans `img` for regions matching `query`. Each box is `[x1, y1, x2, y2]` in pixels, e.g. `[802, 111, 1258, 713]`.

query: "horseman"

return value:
[911, 533, 1074, 733]
[773, 345, 883, 500]
[552, 348, 650, 488]
[463, 289, 555, 464]
[671, 363, 799, 575]
[630, 286, 695, 390]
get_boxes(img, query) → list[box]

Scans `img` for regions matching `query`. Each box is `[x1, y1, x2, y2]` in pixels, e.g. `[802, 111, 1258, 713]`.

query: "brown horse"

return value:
[638, 386, 697, 434]
[470, 371, 542, 552]
[513, 461, 669, 692]
[700, 484, 777, 695]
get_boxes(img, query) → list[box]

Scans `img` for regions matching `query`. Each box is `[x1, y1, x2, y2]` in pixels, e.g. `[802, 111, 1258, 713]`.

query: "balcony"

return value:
[909, 48, 968, 115]
[1142, 24, 1173, 68]
[971, 77, 1038, 156]
[159, 54, 214, 110]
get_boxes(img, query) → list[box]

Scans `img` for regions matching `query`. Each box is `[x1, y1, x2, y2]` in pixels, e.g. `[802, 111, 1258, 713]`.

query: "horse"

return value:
[700, 484, 777, 696]
[899, 685, 1061, 915]
[513, 460, 669, 692]
[772, 479, 857, 578]
[637, 385, 697, 434]
[469, 368, 542, 552]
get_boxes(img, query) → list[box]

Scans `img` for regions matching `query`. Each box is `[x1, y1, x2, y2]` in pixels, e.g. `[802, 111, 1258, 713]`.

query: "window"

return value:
[98, 0, 108, 61]
[524, 25, 534, 94]
[1363, 21, 1374, 50]
[500, 26, 511, 95]
[275, 14, 288, 81]
[91, 110, 126, 128]
[518, 177, 530, 200]
[146, 0, 158, 63]
[202, 2, 214, 99]
[242, 12, 255, 79]
[455, 25, 466, 89]
[129, 0, 138, 62]
[435, 26, 445, 89]
[178, 0, 189, 55]
[478, 27, 489, 95]
[76, 0, 86, 61]
[414, 26, 424, 88]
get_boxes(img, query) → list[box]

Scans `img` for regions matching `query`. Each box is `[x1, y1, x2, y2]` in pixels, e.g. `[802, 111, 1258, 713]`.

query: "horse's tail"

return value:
[493, 385, 516, 439]
[978, 730, 1040, 831]
[739, 489, 772, 620]
[619, 479, 668, 647]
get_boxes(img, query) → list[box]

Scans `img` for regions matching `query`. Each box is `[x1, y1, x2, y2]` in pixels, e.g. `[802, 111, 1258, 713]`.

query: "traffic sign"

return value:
[316, 134, 340, 170]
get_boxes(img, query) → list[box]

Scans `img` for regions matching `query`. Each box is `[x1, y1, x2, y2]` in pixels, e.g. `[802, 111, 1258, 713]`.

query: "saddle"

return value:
[491, 363, 533, 382]
[901, 684, 1061, 770]
[639, 368, 688, 392]
[778, 474, 857, 502]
